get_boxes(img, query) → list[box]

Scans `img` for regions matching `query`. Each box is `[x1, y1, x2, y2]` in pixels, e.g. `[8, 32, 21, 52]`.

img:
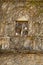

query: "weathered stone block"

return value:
[0, 37, 10, 49]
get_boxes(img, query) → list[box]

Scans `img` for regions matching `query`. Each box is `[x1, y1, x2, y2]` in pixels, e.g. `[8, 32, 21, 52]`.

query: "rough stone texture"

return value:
[0, 0, 43, 52]
[0, 0, 43, 65]
[0, 53, 43, 65]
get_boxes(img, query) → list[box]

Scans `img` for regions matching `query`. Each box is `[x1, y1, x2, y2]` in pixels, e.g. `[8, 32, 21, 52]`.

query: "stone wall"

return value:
[0, 0, 43, 65]
[0, 54, 43, 65]
[0, 0, 43, 52]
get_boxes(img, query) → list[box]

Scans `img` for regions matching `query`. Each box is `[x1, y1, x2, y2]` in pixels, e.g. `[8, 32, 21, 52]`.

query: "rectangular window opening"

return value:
[15, 21, 28, 37]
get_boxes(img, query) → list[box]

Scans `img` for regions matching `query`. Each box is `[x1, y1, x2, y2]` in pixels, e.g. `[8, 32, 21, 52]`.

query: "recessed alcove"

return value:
[15, 16, 28, 36]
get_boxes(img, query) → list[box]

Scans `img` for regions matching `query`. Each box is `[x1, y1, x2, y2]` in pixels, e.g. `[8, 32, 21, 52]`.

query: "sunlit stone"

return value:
[17, 16, 28, 21]
[25, 27, 27, 30]
[16, 32, 19, 35]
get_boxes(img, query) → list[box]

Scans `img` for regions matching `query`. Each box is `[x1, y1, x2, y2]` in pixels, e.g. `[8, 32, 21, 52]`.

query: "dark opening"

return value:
[15, 21, 28, 36]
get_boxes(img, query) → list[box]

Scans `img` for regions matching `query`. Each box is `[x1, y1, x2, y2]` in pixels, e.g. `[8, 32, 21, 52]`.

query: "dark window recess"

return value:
[15, 22, 22, 35]
[23, 30, 28, 36]
[22, 22, 28, 36]
[15, 21, 28, 36]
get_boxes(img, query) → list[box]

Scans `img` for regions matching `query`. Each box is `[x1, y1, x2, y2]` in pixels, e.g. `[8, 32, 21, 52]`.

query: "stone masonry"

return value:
[0, 0, 43, 65]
